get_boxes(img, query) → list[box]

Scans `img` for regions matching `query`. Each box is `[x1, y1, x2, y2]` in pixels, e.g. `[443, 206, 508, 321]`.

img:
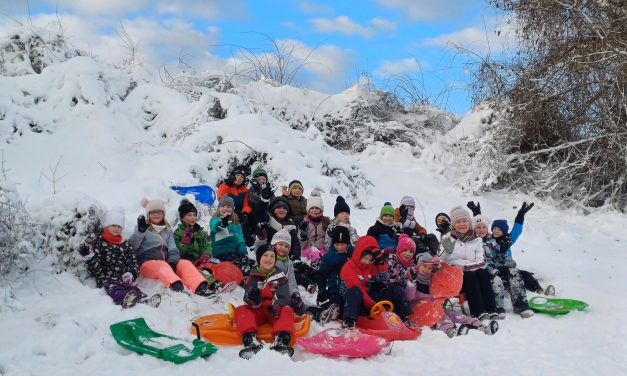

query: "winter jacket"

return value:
[482, 221, 523, 270]
[130, 225, 180, 267]
[316, 243, 354, 297]
[259, 216, 301, 260]
[324, 219, 359, 248]
[386, 254, 414, 287]
[339, 236, 387, 308]
[300, 215, 331, 252]
[284, 195, 307, 224]
[248, 181, 275, 206]
[84, 234, 138, 288]
[209, 216, 247, 258]
[275, 255, 299, 295]
[243, 267, 291, 308]
[217, 182, 252, 214]
[394, 208, 428, 236]
[173, 223, 212, 261]
[366, 220, 403, 250]
[440, 233, 486, 271]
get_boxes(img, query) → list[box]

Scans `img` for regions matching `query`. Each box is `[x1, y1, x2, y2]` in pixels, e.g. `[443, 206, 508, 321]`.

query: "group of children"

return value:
[80, 165, 554, 355]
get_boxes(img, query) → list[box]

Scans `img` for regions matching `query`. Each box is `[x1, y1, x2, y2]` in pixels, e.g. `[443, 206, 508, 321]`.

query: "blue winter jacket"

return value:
[209, 217, 247, 257]
[483, 222, 523, 270]
[366, 220, 402, 250]
[315, 244, 354, 297]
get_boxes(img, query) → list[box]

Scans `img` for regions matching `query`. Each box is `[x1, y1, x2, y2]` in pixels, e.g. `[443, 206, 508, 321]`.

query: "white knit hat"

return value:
[271, 228, 292, 246]
[472, 214, 491, 229]
[306, 189, 324, 212]
[140, 197, 166, 214]
[400, 196, 416, 207]
[102, 207, 125, 228]
[449, 206, 471, 225]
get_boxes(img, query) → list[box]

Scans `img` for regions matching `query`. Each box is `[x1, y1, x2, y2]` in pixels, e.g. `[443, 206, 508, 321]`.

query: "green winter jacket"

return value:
[173, 223, 212, 261]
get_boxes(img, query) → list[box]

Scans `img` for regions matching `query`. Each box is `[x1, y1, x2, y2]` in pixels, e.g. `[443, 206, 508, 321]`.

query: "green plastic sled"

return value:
[110, 318, 217, 364]
[529, 296, 589, 315]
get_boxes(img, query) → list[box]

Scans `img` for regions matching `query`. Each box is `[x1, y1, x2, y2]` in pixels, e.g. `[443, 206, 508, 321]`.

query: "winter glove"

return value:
[78, 244, 93, 258]
[240, 212, 250, 225]
[466, 201, 481, 216]
[291, 293, 305, 313]
[372, 271, 390, 284]
[246, 287, 262, 308]
[372, 249, 388, 265]
[423, 234, 440, 256]
[196, 254, 212, 266]
[224, 177, 234, 186]
[402, 218, 417, 229]
[436, 217, 451, 235]
[440, 234, 456, 254]
[399, 204, 409, 219]
[220, 214, 230, 228]
[260, 185, 274, 201]
[256, 222, 268, 240]
[137, 215, 148, 233]
[496, 234, 513, 255]
[298, 221, 309, 241]
[181, 226, 194, 245]
[122, 272, 134, 284]
[193, 223, 202, 232]
[168, 261, 179, 273]
[515, 201, 534, 225]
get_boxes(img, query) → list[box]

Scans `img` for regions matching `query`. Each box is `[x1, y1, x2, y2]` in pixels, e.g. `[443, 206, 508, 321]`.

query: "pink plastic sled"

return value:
[298, 328, 390, 358]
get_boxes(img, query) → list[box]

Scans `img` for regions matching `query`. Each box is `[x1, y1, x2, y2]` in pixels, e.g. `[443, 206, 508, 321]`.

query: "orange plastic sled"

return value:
[191, 304, 311, 347]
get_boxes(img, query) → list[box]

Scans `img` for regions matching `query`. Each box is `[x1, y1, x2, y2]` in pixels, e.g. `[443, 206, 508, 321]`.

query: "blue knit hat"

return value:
[491, 219, 509, 234]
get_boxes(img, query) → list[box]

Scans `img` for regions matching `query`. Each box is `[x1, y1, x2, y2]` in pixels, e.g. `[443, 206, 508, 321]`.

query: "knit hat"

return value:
[252, 167, 268, 179]
[472, 214, 491, 229]
[416, 252, 439, 266]
[400, 196, 416, 207]
[396, 234, 416, 267]
[178, 199, 197, 219]
[269, 196, 290, 213]
[230, 165, 248, 178]
[271, 228, 292, 246]
[140, 197, 166, 214]
[334, 196, 350, 216]
[255, 244, 276, 265]
[218, 195, 234, 208]
[449, 206, 471, 225]
[289, 180, 304, 192]
[435, 212, 450, 225]
[331, 226, 350, 245]
[102, 207, 125, 228]
[491, 219, 509, 234]
[379, 202, 395, 219]
[307, 189, 324, 212]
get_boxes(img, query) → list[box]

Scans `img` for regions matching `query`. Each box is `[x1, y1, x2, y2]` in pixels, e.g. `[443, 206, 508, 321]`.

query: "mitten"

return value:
[298, 221, 309, 241]
[441, 234, 456, 254]
[193, 223, 202, 231]
[196, 254, 211, 266]
[122, 272, 134, 284]
[291, 293, 305, 313]
[137, 215, 148, 233]
[515, 202, 534, 225]
[496, 234, 513, 255]
[372, 271, 390, 284]
[220, 214, 230, 228]
[399, 204, 408, 219]
[181, 226, 193, 245]
[466, 201, 481, 216]
[247, 287, 262, 308]
[436, 219, 451, 235]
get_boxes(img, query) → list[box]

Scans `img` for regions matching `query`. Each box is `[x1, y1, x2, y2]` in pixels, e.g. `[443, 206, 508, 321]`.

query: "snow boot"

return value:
[138, 293, 161, 308]
[270, 331, 294, 357]
[318, 303, 340, 325]
[195, 281, 216, 298]
[121, 289, 139, 309]
[170, 281, 184, 292]
[403, 318, 419, 329]
[239, 332, 263, 359]
[544, 285, 556, 296]
[494, 308, 507, 320]
[307, 283, 318, 295]
[445, 327, 457, 338]
[480, 320, 499, 336]
[342, 318, 356, 330]
[477, 312, 491, 322]
[519, 309, 535, 319]
[456, 324, 470, 336]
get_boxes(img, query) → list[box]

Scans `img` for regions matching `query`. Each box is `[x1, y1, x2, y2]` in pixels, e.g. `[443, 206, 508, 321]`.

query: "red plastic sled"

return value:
[356, 301, 421, 341]
[298, 328, 390, 358]
[196, 261, 243, 285]
[409, 263, 462, 327]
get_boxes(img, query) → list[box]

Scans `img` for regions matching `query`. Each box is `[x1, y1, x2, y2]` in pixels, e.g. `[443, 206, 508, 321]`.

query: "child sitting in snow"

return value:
[209, 196, 256, 276]
[281, 179, 307, 224]
[299, 190, 331, 264]
[79, 208, 160, 308]
[130, 198, 214, 297]
[217, 165, 254, 246]
[324, 196, 359, 249]
[173, 199, 212, 262]
[396, 196, 440, 256]
[235, 244, 295, 357]
[366, 202, 404, 252]
[316, 226, 354, 317]
[248, 166, 275, 232]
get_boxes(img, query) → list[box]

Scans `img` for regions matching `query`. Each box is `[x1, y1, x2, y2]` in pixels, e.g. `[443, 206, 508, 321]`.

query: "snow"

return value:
[1, 28, 627, 376]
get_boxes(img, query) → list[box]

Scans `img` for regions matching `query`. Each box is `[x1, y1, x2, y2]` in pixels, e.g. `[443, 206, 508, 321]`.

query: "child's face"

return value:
[290, 187, 303, 198]
[381, 214, 394, 225]
[274, 207, 288, 219]
[308, 207, 322, 217]
[256, 175, 267, 185]
[418, 263, 433, 275]
[182, 212, 197, 226]
[105, 225, 122, 237]
[218, 206, 233, 216]
[453, 218, 470, 233]
[492, 227, 504, 237]
[259, 251, 276, 272]
[360, 254, 373, 264]
[274, 242, 290, 256]
[474, 223, 489, 238]
[334, 243, 348, 253]
[400, 249, 415, 262]
[148, 210, 165, 225]
[336, 212, 349, 222]
[234, 173, 245, 186]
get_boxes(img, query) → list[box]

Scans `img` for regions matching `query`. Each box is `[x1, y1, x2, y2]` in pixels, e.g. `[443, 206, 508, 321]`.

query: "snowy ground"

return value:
[1, 32, 627, 376]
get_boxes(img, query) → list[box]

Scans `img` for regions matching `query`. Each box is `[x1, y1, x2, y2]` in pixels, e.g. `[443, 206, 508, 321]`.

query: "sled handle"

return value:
[370, 300, 394, 318]
[191, 322, 201, 340]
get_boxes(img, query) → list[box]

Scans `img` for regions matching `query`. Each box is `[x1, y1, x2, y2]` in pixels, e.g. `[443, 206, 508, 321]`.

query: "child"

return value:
[173, 199, 212, 262]
[78, 207, 159, 308]
[130, 198, 213, 297]
[299, 190, 331, 263]
[324, 196, 359, 249]
[248, 166, 275, 231]
[396, 196, 440, 255]
[386, 234, 417, 287]
[209, 196, 256, 276]
[340, 236, 413, 329]
[316, 226, 354, 316]
[271, 229, 338, 323]
[235, 244, 295, 358]
[440, 206, 497, 320]
[366, 202, 404, 252]
[282, 180, 307, 224]
[217, 165, 254, 245]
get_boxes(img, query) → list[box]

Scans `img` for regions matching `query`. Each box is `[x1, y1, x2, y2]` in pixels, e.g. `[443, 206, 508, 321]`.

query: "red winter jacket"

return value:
[340, 236, 388, 309]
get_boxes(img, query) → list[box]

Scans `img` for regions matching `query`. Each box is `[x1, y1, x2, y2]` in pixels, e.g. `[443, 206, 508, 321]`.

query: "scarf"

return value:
[451, 229, 476, 243]
[101, 230, 123, 245]
[151, 224, 167, 233]
[306, 214, 323, 223]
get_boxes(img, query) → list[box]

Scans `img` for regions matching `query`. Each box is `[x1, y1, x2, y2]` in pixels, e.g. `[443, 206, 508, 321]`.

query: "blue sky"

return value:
[0, 0, 513, 115]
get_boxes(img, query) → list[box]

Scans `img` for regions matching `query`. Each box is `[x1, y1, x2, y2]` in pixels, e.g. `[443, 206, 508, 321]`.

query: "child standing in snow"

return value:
[316, 226, 354, 318]
[130, 198, 213, 297]
[324, 196, 359, 249]
[217, 165, 254, 246]
[366, 202, 404, 252]
[235, 244, 295, 357]
[281, 180, 307, 224]
[173, 199, 212, 262]
[209, 196, 256, 276]
[299, 190, 331, 264]
[79, 208, 159, 308]
[396, 196, 440, 256]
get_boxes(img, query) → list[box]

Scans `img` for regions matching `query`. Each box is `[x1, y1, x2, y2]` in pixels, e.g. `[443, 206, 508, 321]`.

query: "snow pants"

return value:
[139, 259, 205, 293]
[520, 269, 543, 292]
[461, 268, 497, 317]
[343, 285, 412, 321]
[436, 308, 482, 332]
[494, 267, 530, 313]
[234, 304, 295, 337]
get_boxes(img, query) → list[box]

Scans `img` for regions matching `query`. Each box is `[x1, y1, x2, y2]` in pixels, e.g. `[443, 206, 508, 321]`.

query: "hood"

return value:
[350, 236, 380, 268]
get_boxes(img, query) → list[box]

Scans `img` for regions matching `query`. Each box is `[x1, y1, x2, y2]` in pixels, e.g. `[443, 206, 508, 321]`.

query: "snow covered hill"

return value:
[1, 27, 626, 376]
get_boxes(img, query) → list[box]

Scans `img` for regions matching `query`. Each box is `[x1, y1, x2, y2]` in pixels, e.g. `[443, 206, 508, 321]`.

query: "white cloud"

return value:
[419, 20, 514, 53]
[50, 0, 149, 15]
[375, 57, 422, 76]
[297, 1, 333, 15]
[375, 0, 476, 22]
[155, 0, 248, 20]
[309, 16, 397, 38]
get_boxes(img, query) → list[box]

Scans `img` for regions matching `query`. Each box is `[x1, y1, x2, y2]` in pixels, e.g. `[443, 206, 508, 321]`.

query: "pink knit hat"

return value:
[140, 197, 166, 214]
[396, 234, 416, 267]
[449, 205, 471, 225]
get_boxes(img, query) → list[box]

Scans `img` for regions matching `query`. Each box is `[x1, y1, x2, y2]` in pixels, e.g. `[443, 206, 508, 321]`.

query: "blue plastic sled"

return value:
[170, 185, 216, 205]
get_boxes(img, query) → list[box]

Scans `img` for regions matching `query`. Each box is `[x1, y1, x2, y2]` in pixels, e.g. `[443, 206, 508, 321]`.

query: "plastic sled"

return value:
[298, 328, 390, 358]
[356, 301, 421, 341]
[529, 296, 589, 315]
[196, 260, 243, 285]
[430, 262, 463, 299]
[410, 299, 445, 327]
[170, 185, 216, 205]
[110, 318, 217, 364]
[191, 304, 311, 347]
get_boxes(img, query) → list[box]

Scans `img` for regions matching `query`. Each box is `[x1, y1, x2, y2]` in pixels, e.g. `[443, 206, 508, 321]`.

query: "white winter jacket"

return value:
[441, 235, 486, 271]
